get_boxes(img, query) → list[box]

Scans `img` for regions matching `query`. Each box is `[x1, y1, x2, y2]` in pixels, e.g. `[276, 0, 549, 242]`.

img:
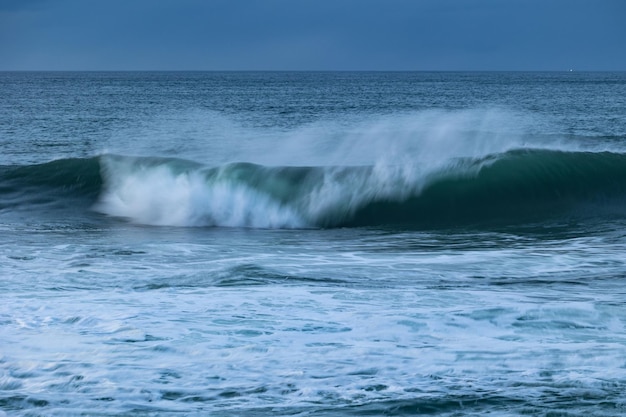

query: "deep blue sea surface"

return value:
[2, 71, 626, 416]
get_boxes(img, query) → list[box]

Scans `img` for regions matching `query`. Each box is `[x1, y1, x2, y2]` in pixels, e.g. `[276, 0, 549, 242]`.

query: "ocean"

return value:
[1, 71, 626, 416]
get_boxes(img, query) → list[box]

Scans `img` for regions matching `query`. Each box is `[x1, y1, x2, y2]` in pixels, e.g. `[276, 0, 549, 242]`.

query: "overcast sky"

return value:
[1, 0, 624, 71]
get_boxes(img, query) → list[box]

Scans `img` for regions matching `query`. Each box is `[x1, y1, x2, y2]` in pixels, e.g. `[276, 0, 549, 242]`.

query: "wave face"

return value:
[0, 157, 102, 211]
[3, 149, 626, 229]
[344, 149, 626, 227]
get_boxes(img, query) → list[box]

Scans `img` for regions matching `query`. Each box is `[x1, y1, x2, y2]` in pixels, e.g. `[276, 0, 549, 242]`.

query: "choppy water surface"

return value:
[2, 71, 626, 416]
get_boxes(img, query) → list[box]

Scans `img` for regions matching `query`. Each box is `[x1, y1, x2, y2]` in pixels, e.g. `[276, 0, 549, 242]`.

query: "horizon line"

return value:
[1, 69, 624, 73]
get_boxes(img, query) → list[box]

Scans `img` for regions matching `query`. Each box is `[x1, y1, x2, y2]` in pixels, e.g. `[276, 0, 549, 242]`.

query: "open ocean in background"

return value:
[2, 71, 626, 416]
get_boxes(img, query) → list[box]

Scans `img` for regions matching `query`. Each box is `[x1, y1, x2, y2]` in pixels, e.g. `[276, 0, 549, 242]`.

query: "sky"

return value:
[0, 0, 624, 71]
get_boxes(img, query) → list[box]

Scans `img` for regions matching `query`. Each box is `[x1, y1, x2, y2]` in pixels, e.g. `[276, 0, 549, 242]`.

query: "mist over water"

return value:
[92, 108, 626, 228]
[2, 72, 626, 416]
[105, 107, 543, 167]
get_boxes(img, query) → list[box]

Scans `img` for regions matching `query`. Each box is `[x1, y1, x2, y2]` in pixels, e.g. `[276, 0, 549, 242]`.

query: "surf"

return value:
[95, 149, 626, 228]
[3, 148, 626, 229]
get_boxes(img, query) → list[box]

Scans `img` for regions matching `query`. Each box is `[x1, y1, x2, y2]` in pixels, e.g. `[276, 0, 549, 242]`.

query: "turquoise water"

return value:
[1, 72, 626, 416]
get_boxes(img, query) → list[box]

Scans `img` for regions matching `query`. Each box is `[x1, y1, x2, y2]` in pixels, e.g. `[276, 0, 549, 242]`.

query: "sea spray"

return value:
[94, 108, 535, 227]
[235, 108, 537, 167]
[101, 108, 538, 167]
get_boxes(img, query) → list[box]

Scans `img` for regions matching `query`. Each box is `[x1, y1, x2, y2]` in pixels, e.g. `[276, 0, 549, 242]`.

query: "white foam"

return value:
[96, 158, 305, 228]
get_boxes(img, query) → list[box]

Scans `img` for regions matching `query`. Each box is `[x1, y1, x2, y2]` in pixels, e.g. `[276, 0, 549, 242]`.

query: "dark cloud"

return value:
[0, 0, 624, 70]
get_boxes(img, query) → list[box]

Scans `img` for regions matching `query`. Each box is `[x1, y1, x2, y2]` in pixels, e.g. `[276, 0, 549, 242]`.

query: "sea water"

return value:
[1, 71, 626, 416]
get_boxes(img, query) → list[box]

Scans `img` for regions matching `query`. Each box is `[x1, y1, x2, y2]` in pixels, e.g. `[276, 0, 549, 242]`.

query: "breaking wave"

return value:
[2, 148, 626, 229]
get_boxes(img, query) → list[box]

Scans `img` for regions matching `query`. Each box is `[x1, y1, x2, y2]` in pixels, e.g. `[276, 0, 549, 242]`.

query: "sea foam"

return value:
[97, 157, 305, 228]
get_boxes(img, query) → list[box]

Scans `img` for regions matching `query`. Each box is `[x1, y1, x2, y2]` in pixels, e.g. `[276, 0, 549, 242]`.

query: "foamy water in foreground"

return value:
[3, 225, 626, 416]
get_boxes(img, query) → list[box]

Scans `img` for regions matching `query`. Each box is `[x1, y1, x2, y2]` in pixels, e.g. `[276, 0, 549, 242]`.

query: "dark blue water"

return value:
[2, 72, 626, 416]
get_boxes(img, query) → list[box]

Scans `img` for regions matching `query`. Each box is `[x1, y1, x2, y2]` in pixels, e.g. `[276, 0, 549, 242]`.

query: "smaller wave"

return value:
[133, 264, 345, 290]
